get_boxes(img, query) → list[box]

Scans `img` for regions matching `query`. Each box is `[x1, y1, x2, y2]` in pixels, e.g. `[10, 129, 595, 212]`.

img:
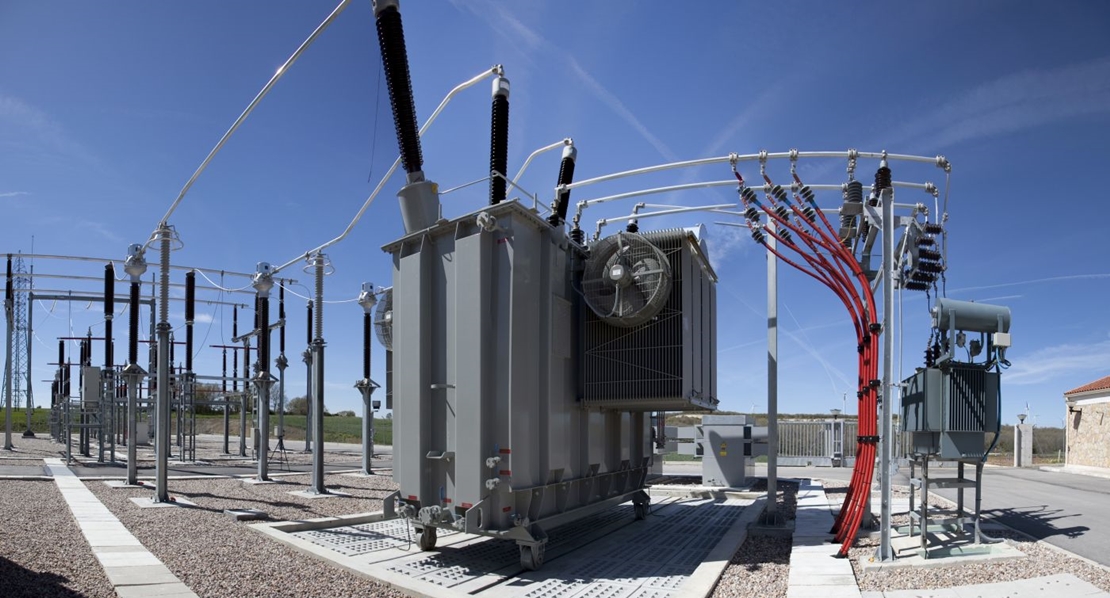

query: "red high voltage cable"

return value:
[737, 169, 881, 556]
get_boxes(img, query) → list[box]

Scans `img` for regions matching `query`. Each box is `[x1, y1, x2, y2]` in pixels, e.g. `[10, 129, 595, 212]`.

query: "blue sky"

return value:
[2, 1, 1109, 425]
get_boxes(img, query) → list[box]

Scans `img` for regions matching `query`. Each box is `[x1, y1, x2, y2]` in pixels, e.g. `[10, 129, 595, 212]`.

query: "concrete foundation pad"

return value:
[858, 530, 1025, 572]
[242, 478, 278, 485]
[288, 489, 352, 499]
[252, 495, 759, 598]
[225, 509, 268, 521]
[103, 480, 151, 489]
[129, 496, 198, 509]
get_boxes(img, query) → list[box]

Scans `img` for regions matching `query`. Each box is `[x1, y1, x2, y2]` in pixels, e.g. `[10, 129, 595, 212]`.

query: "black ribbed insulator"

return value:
[744, 206, 760, 222]
[875, 166, 892, 190]
[904, 281, 930, 291]
[924, 223, 944, 235]
[185, 271, 195, 323]
[489, 93, 509, 205]
[363, 312, 372, 379]
[771, 185, 788, 203]
[306, 301, 313, 345]
[779, 229, 793, 243]
[104, 264, 115, 317]
[750, 228, 765, 244]
[278, 285, 286, 354]
[918, 249, 942, 261]
[740, 187, 758, 203]
[570, 227, 584, 244]
[800, 185, 815, 202]
[548, 155, 576, 225]
[128, 281, 140, 365]
[802, 205, 817, 222]
[916, 236, 936, 247]
[917, 261, 944, 273]
[4, 256, 11, 304]
[626, 222, 639, 233]
[774, 205, 791, 221]
[375, 6, 422, 175]
[911, 270, 937, 283]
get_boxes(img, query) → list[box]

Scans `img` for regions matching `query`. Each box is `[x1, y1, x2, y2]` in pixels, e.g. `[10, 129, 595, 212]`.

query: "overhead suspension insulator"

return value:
[904, 281, 931, 291]
[918, 249, 942, 261]
[916, 236, 936, 247]
[917, 261, 943, 274]
[771, 185, 788, 203]
[800, 185, 815, 202]
[924, 223, 944, 235]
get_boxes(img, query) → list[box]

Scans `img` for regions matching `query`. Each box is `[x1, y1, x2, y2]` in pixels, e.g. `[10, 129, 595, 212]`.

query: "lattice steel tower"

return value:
[12, 254, 32, 417]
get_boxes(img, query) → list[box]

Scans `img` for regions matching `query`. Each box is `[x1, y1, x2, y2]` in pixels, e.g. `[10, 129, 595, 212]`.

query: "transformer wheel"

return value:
[416, 526, 437, 551]
[519, 543, 545, 571]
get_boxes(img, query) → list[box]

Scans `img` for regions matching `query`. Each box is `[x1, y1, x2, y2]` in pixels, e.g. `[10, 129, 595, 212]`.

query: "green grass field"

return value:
[2, 408, 392, 445]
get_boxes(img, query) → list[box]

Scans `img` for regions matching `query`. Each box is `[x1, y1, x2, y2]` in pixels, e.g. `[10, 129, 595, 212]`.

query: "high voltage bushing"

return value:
[374, 0, 422, 176]
[548, 145, 577, 226]
[875, 165, 892, 190]
[489, 75, 510, 206]
[774, 205, 791, 221]
[743, 206, 761, 223]
[800, 185, 816, 202]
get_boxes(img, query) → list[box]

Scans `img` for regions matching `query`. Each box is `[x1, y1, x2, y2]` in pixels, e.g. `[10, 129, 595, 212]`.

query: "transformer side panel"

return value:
[453, 231, 490, 511]
[686, 249, 700, 401]
[393, 241, 433, 503]
[506, 220, 542, 489]
[436, 238, 456, 504]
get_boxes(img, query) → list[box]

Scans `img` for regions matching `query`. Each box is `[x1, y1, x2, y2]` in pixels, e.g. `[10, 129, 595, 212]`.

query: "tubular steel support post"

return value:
[310, 256, 327, 494]
[765, 221, 779, 522]
[122, 244, 148, 485]
[240, 340, 249, 458]
[252, 264, 274, 482]
[222, 349, 229, 454]
[154, 227, 172, 503]
[303, 300, 313, 453]
[357, 285, 377, 476]
[4, 255, 14, 450]
[878, 186, 895, 561]
[276, 284, 287, 451]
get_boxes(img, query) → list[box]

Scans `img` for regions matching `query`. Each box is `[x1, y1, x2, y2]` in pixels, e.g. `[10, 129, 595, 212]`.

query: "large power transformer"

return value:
[380, 200, 718, 569]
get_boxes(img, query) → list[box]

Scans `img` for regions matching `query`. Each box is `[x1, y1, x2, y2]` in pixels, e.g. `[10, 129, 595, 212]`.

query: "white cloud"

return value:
[0, 191, 30, 199]
[452, 0, 678, 162]
[949, 273, 1110, 295]
[0, 94, 100, 166]
[1004, 340, 1110, 386]
[77, 221, 122, 243]
[883, 56, 1110, 150]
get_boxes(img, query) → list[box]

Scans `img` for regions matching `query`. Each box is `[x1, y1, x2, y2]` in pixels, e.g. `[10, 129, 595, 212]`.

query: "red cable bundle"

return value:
[737, 169, 880, 556]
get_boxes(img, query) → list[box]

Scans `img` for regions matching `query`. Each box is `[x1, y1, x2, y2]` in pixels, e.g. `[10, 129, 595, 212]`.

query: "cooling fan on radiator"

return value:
[374, 287, 393, 350]
[582, 232, 672, 327]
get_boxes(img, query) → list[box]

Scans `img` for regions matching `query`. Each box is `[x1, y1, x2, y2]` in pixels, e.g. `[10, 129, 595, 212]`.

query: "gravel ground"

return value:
[0, 436, 67, 459]
[709, 481, 798, 598]
[0, 480, 114, 598]
[87, 472, 407, 598]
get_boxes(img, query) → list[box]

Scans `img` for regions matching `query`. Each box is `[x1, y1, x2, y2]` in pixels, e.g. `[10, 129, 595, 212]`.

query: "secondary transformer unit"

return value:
[382, 202, 718, 570]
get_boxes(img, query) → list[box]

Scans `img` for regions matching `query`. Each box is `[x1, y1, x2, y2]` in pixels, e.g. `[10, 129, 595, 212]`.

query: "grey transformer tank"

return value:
[381, 199, 719, 569]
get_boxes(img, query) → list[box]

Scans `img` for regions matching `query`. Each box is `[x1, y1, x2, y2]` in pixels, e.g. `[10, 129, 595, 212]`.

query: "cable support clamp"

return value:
[869, 379, 881, 388]
[857, 435, 879, 443]
[869, 323, 882, 333]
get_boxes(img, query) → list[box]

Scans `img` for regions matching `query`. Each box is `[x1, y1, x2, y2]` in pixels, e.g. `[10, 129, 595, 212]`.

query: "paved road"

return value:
[929, 467, 1110, 567]
[669, 460, 1110, 567]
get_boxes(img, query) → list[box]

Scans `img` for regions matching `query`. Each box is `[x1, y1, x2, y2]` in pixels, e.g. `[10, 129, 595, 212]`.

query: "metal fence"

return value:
[777, 420, 907, 467]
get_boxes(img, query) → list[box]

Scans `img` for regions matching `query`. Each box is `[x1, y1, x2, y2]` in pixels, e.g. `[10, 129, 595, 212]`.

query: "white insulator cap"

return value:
[492, 75, 510, 99]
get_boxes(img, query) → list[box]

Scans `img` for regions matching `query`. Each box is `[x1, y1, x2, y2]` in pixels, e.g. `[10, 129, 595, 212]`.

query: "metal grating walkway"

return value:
[279, 496, 754, 598]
